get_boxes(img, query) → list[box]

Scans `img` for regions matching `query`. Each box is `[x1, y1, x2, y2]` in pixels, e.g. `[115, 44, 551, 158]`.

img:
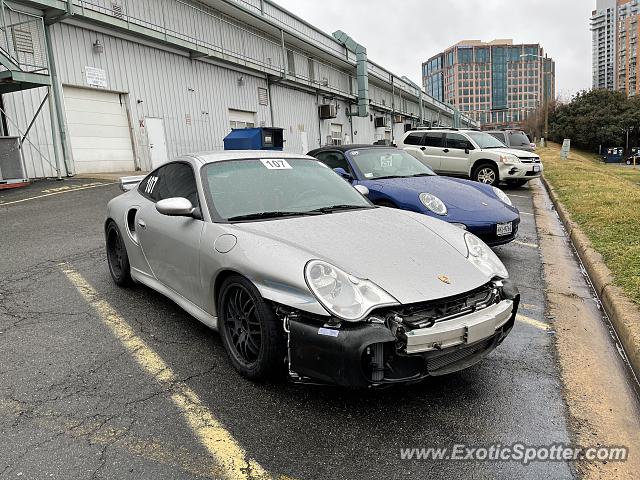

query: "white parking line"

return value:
[0, 182, 114, 206]
[514, 240, 539, 249]
[61, 265, 274, 480]
[508, 194, 529, 198]
[517, 313, 551, 331]
[520, 211, 534, 216]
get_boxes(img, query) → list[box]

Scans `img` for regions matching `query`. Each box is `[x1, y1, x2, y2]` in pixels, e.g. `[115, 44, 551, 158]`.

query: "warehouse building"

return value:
[0, 0, 477, 180]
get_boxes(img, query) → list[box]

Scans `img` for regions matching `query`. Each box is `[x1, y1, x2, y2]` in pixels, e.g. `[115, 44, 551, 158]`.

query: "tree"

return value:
[547, 89, 635, 152]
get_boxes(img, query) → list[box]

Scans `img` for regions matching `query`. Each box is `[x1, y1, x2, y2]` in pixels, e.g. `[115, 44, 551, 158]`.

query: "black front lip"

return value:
[287, 281, 520, 387]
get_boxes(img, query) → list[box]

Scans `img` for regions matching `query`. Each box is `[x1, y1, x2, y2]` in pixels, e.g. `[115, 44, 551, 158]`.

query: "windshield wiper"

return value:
[373, 175, 404, 179]
[409, 173, 434, 177]
[227, 211, 321, 221]
[307, 204, 370, 213]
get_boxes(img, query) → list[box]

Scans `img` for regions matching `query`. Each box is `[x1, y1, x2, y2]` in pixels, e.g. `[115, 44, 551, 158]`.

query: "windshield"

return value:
[347, 148, 436, 179]
[466, 131, 507, 149]
[202, 158, 372, 222]
[509, 131, 532, 147]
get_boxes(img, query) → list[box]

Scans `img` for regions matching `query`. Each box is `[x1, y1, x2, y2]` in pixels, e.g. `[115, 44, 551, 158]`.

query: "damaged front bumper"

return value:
[285, 280, 520, 387]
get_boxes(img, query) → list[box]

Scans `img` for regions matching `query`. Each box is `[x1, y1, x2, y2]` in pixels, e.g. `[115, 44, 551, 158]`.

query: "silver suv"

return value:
[485, 129, 536, 152]
[398, 128, 542, 187]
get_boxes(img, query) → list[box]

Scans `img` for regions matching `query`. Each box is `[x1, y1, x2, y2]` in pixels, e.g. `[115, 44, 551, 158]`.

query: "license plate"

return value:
[532, 165, 541, 172]
[497, 222, 513, 236]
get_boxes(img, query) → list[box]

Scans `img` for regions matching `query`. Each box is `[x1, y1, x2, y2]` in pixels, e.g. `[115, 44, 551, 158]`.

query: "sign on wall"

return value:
[85, 66, 107, 88]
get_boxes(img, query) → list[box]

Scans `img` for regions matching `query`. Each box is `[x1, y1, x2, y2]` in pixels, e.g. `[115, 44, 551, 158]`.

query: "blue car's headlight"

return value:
[492, 186, 513, 206]
[419, 193, 448, 216]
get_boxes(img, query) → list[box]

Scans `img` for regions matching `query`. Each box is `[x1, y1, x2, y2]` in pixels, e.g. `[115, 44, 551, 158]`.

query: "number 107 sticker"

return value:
[260, 159, 292, 170]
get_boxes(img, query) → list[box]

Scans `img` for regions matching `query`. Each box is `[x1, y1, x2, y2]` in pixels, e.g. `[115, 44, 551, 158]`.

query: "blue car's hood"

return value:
[365, 176, 508, 213]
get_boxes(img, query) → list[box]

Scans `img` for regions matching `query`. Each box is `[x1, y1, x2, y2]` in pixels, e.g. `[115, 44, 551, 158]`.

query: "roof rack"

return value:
[410, 127, 459, 131]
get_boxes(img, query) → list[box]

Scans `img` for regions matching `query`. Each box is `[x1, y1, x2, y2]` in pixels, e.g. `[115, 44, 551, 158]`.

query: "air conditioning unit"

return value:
[318, 104, 337, 119]
[393, 115, 403, 123]
[374, 116, 386, 128]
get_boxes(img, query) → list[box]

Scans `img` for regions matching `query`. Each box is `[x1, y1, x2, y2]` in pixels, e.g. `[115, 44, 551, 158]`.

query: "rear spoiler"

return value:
[119, 175, 146, 192]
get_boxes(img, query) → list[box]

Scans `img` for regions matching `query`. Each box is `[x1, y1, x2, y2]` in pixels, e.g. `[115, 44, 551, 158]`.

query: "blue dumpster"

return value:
[603, 147, 624, 163]
[223, 127, 284, 151]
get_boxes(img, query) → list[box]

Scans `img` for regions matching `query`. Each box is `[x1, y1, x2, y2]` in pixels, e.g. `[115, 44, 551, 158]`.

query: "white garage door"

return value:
[64, 87, 135, 173]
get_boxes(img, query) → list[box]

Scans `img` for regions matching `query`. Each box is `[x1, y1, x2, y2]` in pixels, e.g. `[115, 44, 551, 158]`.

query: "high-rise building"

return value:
[591, 0, 618, 90]
[422, 40, 555, 129]
[617, 0, 640, 96]
[590, 0, 640, 96]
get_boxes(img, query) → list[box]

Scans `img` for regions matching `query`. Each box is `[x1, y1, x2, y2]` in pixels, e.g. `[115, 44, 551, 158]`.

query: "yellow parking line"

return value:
[517, 313, 551, 331]
[61, 265, 273, 480]
[0, 182, 114, 206]
[514, 240, 539, 249]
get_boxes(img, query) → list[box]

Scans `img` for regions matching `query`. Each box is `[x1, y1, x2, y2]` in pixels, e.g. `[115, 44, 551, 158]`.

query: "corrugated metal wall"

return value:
[2, 0, 466, 177]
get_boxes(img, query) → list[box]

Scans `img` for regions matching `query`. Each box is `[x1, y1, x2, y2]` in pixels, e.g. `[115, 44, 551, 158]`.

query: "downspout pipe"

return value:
[332, 30, 368, 117]
[44, 22, 73, 175]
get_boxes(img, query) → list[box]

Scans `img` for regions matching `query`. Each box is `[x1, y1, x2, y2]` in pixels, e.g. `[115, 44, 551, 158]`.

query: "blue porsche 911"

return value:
[308, 145, 520, 246]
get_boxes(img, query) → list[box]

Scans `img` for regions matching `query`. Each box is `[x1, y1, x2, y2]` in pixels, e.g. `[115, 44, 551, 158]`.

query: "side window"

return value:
[315, 152, 350, 172]
[403, 133, 425, 145]
[139, 163, 199, 206]
[489, 132, 506, 143]
[423, 133, 444, 148]
[446, 133, 472, 150]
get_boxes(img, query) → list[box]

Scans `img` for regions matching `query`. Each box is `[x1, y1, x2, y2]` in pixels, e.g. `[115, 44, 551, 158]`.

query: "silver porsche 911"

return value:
[105, 151, 519, 387]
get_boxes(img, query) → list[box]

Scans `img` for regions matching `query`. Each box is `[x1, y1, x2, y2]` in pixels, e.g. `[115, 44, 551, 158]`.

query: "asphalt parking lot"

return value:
[0, 178, 575, 479]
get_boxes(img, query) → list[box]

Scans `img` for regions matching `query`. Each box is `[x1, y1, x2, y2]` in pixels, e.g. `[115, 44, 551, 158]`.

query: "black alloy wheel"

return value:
[219, 275, 285, 381]
[106, 222, 132, 287]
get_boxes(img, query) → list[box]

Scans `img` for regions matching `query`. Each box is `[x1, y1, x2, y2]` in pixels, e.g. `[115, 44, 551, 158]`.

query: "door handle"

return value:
[137, 219, 146, 229]
[420, 146, 426, 151]
[443, 149, 450, 153]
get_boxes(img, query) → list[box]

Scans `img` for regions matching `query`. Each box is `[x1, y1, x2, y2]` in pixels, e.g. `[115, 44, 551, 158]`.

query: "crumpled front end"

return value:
[281, 280, 519, 387]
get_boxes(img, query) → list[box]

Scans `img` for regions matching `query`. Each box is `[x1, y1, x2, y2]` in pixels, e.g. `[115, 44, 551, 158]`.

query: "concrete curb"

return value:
[541, 175, 640, 378]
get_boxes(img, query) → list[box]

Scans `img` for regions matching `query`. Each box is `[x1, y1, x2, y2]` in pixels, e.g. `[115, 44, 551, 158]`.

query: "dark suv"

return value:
[486, 130, 535, 152]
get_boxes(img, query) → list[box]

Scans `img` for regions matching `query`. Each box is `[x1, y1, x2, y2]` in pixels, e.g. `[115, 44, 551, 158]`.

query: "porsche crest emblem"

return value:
[438, 275, 451, 284]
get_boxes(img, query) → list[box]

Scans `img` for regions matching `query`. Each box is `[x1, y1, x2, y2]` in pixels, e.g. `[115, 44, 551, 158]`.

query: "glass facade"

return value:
[491, 46, 508, 110]
[422, 41, 555, 128]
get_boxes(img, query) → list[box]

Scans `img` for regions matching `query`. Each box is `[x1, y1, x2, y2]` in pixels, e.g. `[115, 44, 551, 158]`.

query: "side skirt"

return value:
[131, 268, 219, 331]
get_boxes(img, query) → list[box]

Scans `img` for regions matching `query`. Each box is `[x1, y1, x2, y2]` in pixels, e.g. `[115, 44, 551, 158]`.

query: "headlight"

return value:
[304, 260, 398, 321]
[464, 233, 509, 279]
[499, 154, 521, 164]
[419, 193, 448, 216]
[491, 186, 512, 206]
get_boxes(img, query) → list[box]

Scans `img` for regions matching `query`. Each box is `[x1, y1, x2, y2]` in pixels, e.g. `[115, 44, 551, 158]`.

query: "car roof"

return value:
[484, 129, 526, 133]
[188, 150, 316, 164]
[307, 144, 394, 155]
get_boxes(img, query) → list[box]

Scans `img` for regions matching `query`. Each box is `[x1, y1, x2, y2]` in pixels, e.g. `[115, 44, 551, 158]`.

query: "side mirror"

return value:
[156, 197, 195, 217]
[354, 185, 369, 196]
[333, 167, 353, 181]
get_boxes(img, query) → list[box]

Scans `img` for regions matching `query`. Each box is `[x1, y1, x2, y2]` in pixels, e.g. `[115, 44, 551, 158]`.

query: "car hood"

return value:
[228, 207, 491, 305]
[364, 176, 514, 214]
[485, 147, 540, 159]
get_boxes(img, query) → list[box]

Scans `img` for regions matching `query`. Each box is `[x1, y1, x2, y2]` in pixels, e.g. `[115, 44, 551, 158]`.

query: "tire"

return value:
[506, 179, 528, 188]
[473, 162, 500, 186]
[218, 274, 286, 381]
[106, 221, 133, 287]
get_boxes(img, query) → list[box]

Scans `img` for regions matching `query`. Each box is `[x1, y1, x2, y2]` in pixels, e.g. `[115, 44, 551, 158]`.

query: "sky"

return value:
[272, 0, 593, 100]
